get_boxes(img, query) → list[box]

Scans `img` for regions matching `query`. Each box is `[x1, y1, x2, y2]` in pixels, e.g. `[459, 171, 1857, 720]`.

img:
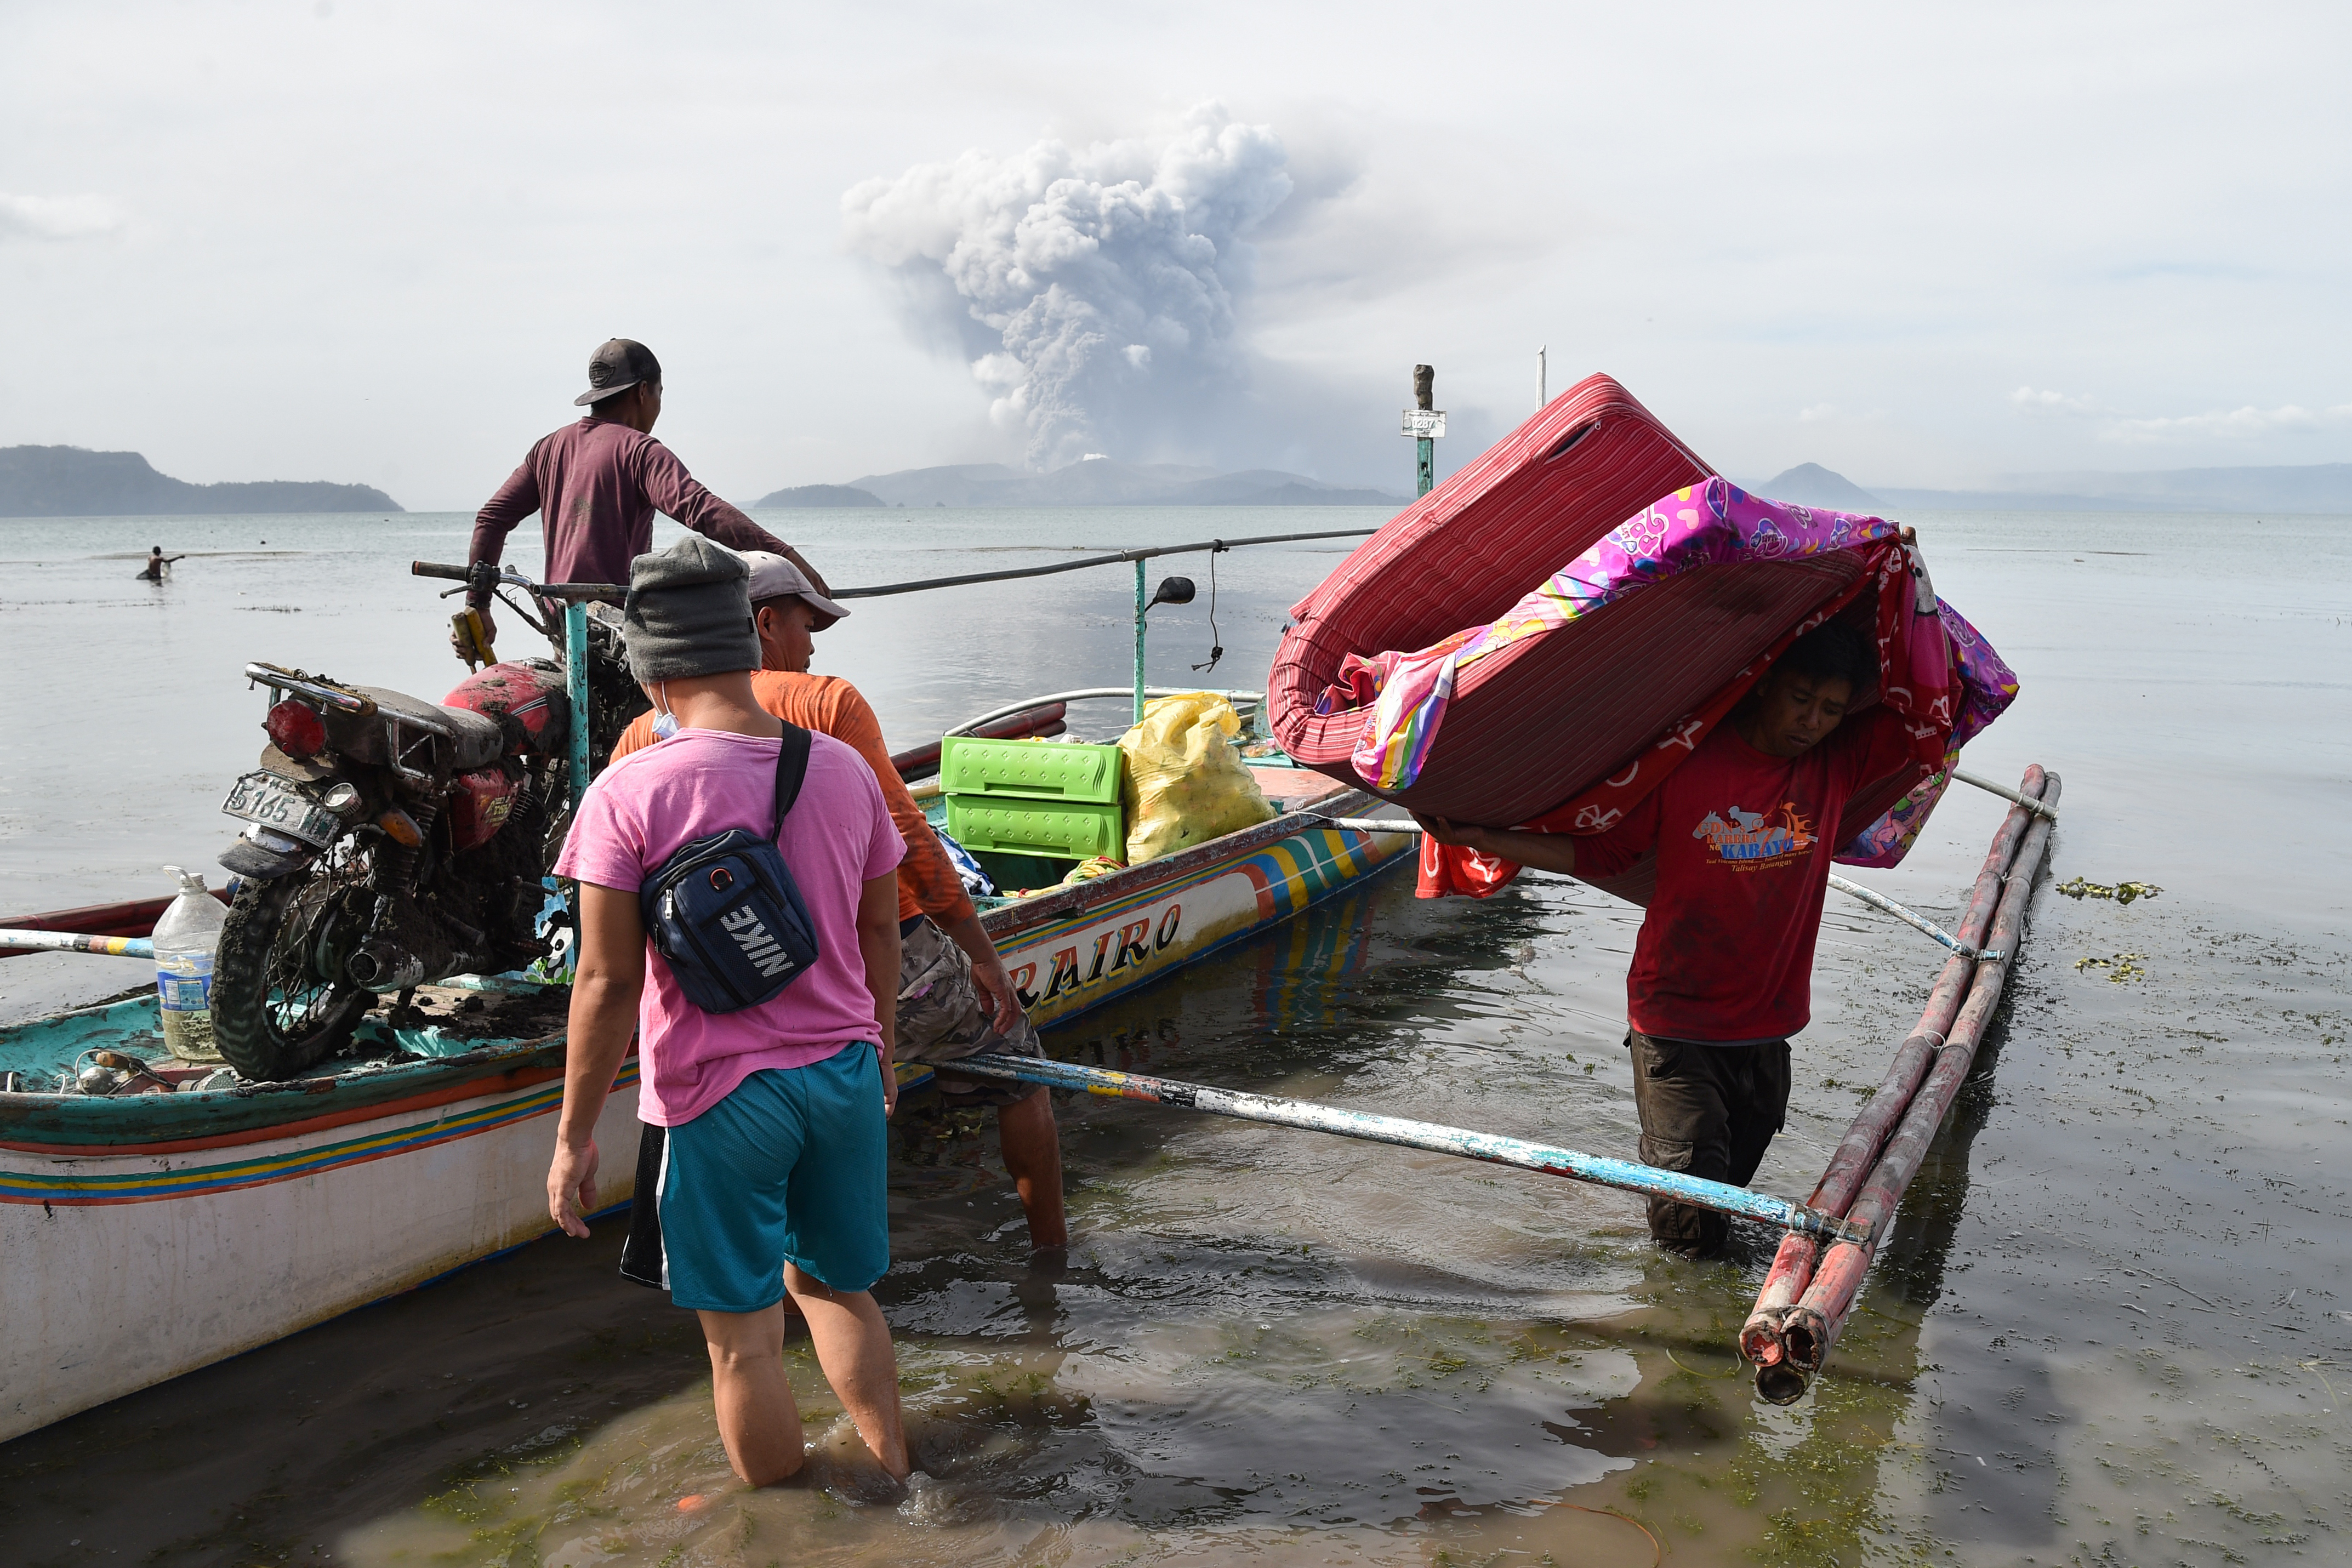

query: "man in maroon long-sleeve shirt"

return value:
[464, 338, 828, 649]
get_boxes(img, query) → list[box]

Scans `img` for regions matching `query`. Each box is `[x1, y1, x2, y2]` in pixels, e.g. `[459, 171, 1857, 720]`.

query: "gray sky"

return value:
[3, 1, 2344, 508]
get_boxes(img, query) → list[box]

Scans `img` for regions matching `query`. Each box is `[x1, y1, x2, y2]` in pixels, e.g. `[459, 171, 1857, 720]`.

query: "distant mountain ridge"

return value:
[752, 483, 884, 508]
[1876, 463, 2352, 514]
[815, 459, 1405, 509]
[0, 445, 400, 516]
[1752, 459, 2352, 516]
[1753, 464, 1882, 509]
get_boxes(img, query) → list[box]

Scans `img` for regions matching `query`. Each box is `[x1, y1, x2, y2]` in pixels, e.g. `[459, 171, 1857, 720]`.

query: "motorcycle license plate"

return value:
[221, 772, 342, 848]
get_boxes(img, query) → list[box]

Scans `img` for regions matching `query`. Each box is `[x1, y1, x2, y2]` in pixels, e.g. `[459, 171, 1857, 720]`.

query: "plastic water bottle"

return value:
[153, 866, 226, 1062]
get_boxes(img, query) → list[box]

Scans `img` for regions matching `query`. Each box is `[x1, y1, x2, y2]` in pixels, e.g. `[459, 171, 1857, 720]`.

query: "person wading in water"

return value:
[609, 551, 1068, 1252]
[1415, 620, 1917, 1258]
[138, 546, 185, 581]
[549, 538, 912, 1486]
[460, 337, 830, 657]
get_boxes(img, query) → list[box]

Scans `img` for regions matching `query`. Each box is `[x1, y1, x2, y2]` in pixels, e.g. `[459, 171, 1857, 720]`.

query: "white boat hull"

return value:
[0, 1063, 640, 1444]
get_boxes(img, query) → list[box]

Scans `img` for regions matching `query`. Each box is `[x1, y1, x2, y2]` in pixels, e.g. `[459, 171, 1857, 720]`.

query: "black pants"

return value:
[1626, 1030, 1792, 1258]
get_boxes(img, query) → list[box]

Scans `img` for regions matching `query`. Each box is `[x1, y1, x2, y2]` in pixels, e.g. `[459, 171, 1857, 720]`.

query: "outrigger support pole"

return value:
[1319, 818, 1997, 962]
[1951, 767, 2060, 820]
[1824, 874, 1998, 962]
[949, 1052, 1871, 1245]
[0, 930, 153, 960]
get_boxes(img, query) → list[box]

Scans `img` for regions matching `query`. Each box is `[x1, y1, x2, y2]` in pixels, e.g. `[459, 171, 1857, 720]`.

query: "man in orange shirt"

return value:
[611, 552, 1067, 1249]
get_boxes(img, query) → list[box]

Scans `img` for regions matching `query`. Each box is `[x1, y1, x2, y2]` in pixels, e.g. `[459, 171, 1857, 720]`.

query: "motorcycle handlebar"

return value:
[410, 561, 624, 601]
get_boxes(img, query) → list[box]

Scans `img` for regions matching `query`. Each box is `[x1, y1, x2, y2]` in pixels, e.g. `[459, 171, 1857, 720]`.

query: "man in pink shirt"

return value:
[546, 535, 910, 1486]
[464, 338, 829, 648]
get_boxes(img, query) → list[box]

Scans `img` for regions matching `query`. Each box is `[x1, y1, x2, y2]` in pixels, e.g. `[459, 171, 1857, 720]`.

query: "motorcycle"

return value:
[207, 561, 646, 1081]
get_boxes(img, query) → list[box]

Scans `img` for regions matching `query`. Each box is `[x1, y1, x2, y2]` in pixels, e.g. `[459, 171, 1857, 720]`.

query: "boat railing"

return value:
[945, 687, 1265, 738]
[835, 527, 1375, 727]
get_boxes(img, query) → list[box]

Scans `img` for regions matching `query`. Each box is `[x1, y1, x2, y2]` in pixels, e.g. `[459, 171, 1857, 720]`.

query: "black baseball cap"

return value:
[574, 339, 663, 407]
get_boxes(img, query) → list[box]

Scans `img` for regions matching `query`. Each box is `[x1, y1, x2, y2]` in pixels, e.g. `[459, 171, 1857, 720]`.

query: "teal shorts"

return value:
[654, 1046, 890, 1312]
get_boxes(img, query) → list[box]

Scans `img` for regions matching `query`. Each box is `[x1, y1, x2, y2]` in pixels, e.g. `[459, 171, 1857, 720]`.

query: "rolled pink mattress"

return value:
[1266, 374, 2018, 899]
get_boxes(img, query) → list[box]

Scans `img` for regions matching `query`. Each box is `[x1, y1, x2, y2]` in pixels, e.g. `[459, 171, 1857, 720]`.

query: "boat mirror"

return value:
[1148, 576, 1195, 610]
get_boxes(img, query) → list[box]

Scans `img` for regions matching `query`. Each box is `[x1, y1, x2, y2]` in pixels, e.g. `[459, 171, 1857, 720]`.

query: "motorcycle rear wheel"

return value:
[212, 854, 377, 1081]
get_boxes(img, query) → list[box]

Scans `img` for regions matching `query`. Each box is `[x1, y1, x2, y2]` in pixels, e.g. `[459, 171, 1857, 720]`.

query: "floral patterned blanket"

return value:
[1308, 479, 2019, 896]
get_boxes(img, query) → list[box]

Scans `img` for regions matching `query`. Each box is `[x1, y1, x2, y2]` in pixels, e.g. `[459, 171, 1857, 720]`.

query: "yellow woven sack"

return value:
[1118, 693, 1278, 864]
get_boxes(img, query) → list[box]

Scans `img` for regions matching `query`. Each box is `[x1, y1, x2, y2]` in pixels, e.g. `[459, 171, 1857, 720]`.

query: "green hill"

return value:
[751, 483, 885, 508]
[0, 445, 401, 516]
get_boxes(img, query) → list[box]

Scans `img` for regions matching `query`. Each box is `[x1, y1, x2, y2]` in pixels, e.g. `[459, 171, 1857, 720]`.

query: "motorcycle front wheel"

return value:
[212, 844, 378, 1081]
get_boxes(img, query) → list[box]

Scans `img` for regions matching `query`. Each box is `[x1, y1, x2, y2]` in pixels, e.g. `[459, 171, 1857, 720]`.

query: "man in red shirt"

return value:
[463, 338, 829, 648]
[1416, 621, 1910, 1257]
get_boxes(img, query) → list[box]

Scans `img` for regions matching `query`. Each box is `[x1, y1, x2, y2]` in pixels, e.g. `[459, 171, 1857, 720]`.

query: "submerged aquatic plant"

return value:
[2058, 876, 2164, 904]
[2076, 952, 2150, 983]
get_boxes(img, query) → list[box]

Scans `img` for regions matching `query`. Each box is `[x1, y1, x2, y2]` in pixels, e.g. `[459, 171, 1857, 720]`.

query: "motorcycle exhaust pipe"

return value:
[345, 940, 426, 992]
[344, 935, 493, 993]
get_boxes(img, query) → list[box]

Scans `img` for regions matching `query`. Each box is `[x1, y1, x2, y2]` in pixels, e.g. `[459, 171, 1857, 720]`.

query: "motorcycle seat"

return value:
[353, 686, 507, 772]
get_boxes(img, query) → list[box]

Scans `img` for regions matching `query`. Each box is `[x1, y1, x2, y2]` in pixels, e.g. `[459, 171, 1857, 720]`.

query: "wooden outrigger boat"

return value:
[3, 394, 2051, 1446]
[0, 642, 1412, 1444]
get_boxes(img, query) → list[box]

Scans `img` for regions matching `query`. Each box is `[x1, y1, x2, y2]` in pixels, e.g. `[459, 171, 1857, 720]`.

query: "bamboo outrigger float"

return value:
[1740, 764, 2062, 1402]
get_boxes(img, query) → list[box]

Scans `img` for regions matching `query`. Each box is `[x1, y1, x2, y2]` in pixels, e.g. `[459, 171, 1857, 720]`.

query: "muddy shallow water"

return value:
[1, 505, 2347, 1566]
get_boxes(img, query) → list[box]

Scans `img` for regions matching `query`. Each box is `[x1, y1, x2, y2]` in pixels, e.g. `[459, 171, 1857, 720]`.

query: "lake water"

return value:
[1, 505, 2347, 1566]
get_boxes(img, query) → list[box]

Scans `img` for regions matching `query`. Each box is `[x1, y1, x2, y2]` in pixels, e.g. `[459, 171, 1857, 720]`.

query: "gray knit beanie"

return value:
[621, 536, 759, 681]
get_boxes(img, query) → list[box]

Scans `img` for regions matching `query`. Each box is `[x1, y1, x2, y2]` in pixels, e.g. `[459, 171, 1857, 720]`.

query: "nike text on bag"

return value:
[639, 726, 822, 1013]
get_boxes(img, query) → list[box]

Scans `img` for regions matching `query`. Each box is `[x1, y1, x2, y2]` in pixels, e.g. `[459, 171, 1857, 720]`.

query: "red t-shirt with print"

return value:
[1576, 712, 1916, 1044]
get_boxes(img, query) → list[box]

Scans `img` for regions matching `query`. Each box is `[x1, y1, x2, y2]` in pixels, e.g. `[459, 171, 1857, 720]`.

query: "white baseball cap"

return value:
[739, 550, 851, 631]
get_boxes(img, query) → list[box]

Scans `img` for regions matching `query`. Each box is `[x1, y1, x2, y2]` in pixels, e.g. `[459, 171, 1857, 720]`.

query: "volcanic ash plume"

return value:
[841, 104, 1292, 470]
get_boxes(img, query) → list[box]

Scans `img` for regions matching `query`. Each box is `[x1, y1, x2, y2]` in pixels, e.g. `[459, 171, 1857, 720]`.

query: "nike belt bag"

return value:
[639, 725, 821, 1013]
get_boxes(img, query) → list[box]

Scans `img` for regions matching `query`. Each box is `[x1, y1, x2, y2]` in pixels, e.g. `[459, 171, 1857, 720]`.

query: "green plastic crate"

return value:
[945, 797, 1125, 863]
[938, 736, 1122, 803]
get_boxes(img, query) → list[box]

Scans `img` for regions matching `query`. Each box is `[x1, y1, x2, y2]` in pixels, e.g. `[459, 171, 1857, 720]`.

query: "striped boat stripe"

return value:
[998, 826, 1398, 959]
[1007, 825, 1407, 1023]
[1242, 828, 1382, 921]
[0, 1057, 577, 1159]
[0, 1062, 639, 1207]
[5, 822, 1408, 1198]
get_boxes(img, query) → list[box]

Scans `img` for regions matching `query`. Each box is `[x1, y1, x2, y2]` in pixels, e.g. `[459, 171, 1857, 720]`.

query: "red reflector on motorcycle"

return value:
[265, 699, 328, 759]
